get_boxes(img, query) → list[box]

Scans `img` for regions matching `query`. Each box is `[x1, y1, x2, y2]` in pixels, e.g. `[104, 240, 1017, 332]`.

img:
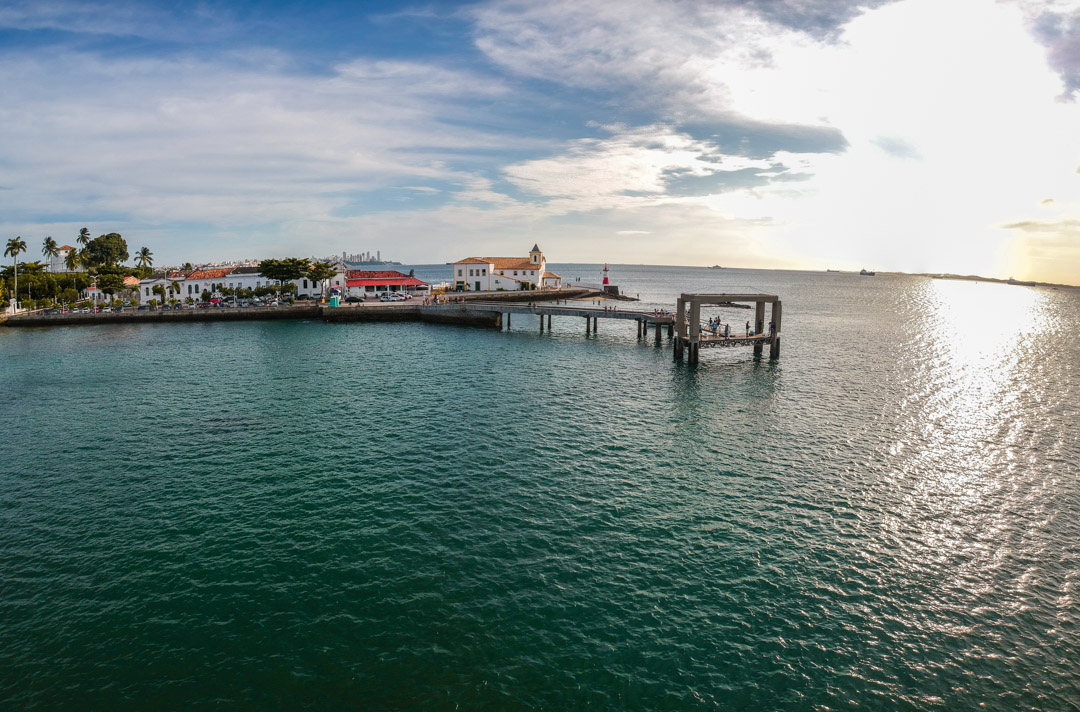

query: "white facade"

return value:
[139, 272, 188, 304]
[49, 245, 83, 273]
[451, 245, 549, 291]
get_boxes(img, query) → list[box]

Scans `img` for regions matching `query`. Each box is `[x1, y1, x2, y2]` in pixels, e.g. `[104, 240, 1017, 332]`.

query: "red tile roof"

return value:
[487, 257, 536, 270]
[187, 268, 234, 280]
[346, 269, 415, 279]
[346, 277, 429, 288]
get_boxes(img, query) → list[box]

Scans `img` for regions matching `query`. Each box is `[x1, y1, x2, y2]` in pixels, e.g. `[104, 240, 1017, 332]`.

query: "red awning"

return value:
[346, 277, 429, 287]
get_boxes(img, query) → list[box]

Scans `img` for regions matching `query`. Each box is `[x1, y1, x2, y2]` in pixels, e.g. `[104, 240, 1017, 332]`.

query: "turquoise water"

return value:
[2, 267, 1078, 710]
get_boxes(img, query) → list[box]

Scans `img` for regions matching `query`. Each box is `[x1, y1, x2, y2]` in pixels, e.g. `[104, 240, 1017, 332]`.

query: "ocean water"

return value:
[1, 266, 1077, 710]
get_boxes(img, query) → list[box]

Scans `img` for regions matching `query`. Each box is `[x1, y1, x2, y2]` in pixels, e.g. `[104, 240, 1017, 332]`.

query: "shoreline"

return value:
[3, 288, 619, 329]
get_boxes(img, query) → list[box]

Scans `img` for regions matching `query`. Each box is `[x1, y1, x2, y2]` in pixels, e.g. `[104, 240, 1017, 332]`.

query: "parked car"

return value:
[137, 305, 148, 311]
[345, 296, 362, 303]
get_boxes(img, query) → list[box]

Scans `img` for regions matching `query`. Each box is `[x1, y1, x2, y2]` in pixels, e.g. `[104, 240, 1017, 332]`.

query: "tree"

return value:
[42, 236, 58, 272]
[5, 236, 27, 312]
[170, 280, 181, 302]
[82, 233, 129, 271]
[307, 260, 338, 299]
[77, 227, 91, 249]
[64, 249, 80, 274]
[259, 257, 310, 286]
[181, 262, 193, 271]
[98, 273, 124, 300]
[152, 284, 166, 304]
[135, 246, 153, 273]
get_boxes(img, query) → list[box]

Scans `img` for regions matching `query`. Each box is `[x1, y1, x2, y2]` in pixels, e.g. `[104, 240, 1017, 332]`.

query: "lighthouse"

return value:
[602, 263, 610, 286]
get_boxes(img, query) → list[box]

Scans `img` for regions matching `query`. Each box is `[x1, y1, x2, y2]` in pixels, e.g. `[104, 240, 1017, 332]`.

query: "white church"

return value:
[451, 244, 562, 291]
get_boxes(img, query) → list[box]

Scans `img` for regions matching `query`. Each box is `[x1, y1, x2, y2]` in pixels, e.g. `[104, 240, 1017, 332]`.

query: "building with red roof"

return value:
[345, 270, 428, 298]
[450, 244, 561, 291]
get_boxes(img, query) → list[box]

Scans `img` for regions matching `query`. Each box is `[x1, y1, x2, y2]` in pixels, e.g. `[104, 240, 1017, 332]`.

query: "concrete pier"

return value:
[10, 293, 775, 366]
[673, 292, 782, 362]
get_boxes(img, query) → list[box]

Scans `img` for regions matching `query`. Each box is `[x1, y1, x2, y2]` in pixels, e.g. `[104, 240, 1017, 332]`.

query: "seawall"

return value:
[4, 304, 503, 329]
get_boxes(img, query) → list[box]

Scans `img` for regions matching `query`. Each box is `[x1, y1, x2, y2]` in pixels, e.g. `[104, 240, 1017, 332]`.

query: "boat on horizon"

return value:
[860, 269, 876, 276]
[708, 265, 724, 269]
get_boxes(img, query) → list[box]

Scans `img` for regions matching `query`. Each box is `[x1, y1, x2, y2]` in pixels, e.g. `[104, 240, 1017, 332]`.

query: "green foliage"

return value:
[259, 257, 310, 283]
[82, 233, 129, 270]
[201, 289, 211, 302]
[135, 246, 153, 272]
[60, 288, 79, 304]
[5, 236, 27, 261]
[42, 236, 59, 264]
[98, 273, 125, 296]
[185, 296, 194, 305]
[307, 260, 338, 294]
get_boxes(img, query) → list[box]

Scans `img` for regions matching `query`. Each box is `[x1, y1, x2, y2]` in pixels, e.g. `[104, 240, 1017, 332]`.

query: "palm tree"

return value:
[42, 236, 58, 272]
[77, 227, 91, 248]
[5, 236, 27, 313]
[135, 246, 153, 274]
[64, 248, 80, 274]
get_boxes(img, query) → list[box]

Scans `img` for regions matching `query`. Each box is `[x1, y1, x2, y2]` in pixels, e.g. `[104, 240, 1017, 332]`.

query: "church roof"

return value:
[531, 244, 540, 252]
[486, 257, 535, 270]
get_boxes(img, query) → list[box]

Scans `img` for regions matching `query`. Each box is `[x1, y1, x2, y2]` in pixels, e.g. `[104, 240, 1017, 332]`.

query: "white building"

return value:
[49, 245, 82, 273]
[450, 245, 561, 291]
[138, 270, 191, 303]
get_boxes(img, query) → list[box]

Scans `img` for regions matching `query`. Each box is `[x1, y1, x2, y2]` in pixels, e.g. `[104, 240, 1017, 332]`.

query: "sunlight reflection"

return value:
[884, 279, 1060, 611]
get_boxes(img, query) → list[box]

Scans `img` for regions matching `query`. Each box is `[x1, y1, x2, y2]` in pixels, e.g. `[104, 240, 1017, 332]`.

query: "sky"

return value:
[1, 0, 1079, 283]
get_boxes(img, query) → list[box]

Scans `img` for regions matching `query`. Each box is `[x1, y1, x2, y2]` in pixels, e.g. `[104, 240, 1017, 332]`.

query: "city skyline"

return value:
[2, 0, 1079, 283]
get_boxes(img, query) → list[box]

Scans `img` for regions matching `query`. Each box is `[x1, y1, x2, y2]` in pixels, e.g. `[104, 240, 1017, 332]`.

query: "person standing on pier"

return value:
[746, 320, 750, 337]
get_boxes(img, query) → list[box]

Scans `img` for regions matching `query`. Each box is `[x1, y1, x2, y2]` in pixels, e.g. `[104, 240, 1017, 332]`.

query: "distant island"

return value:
[887, 271, 1076, 289]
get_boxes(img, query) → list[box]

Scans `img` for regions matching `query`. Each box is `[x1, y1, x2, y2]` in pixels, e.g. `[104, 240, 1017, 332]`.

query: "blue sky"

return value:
[2, 0, 1079, 282]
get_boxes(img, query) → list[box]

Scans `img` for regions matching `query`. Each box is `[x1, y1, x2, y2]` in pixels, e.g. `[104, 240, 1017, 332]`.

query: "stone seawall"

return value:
[4, 304, 502, 329]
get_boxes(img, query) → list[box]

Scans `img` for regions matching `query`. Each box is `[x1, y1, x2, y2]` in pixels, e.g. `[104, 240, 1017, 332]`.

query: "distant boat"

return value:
[708, 265, 724, 269]
[826, 269, 839, 273]
[860, 269, 876, 276]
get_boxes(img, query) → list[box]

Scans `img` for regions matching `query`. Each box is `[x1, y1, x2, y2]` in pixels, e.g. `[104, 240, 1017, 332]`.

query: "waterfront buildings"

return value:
[451, 245, 562, 291]
[137, 264, 347, 302]
[345, 270, 428, 298]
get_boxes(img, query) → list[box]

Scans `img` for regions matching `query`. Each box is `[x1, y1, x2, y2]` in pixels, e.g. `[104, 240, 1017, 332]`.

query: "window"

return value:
[145, 287, 150, 296]
[482, 269, 486, 276]
[457, 269, 463, 276]
[513, 271, 518, 276]
[303, 279, 308, 288]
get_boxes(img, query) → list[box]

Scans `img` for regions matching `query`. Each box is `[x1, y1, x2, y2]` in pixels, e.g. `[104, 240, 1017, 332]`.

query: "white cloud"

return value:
[503, 124, 772, 202]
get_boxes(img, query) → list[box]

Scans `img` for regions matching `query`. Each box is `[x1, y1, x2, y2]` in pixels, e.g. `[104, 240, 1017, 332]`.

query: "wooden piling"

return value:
[769, 301, 782, 359]
[754, 301, 765, 356]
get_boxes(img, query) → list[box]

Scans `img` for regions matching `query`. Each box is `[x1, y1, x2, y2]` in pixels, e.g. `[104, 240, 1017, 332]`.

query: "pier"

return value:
[673, 292, 781, 363]
[443, 301, 675, 344]
[6, 291, 782, 363]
